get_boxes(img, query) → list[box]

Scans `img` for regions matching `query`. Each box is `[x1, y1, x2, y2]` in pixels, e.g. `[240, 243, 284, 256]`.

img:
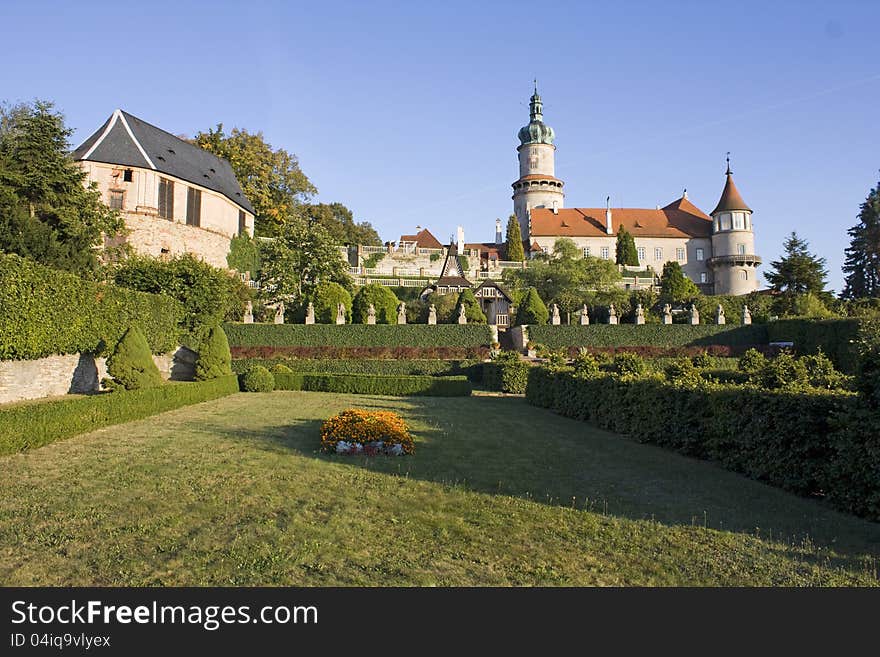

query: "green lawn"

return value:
[1, 391, 878, 586]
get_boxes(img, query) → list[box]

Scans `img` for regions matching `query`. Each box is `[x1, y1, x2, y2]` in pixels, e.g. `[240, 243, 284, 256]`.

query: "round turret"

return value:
[709, 160, 761, 295]
[517, 89, 556, 145]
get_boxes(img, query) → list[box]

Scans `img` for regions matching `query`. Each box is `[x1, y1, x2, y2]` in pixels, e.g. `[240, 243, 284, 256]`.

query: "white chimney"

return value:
[456, 225, 465, 253]
[552, 200, 558, 214]
[495, 218, 502, 245]
[605, 196, 613, 235]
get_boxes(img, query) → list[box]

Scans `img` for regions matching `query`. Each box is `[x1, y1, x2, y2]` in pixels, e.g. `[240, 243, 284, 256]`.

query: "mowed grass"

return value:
[1, 391, 878, 586]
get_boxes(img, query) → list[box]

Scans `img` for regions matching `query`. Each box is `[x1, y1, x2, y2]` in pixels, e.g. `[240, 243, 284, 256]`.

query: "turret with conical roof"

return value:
[708, 157, 761, 295]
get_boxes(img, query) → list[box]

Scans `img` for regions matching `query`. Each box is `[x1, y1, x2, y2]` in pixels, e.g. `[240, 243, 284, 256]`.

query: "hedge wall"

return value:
[525, 368, 880, 519]
[766, 319, 861, 374]
[483, 360, 530, 394]
[223, 324, 493, 349]
[526, 324, 769, 350]
[0, 375, 239, 455]
[0, 254, 183, 360]
[231, 358, 483, 381]
[272, 372, 472, 397]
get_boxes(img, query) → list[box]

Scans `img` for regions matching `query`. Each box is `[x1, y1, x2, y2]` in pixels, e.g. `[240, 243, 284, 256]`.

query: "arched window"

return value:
[739, 270, 748, 281]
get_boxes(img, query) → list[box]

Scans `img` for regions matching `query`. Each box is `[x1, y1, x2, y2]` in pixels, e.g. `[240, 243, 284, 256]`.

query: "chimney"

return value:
[552, 200, 558, 214]
[605, 196, 613, 235]
[456, 226, 465, 253]
[495, 218, 502, 245]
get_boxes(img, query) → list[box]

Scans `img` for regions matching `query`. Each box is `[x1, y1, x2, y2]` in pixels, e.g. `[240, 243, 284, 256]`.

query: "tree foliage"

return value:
[515, 287, 549, 325]
[352, 284, 399, 324]
[615, 226, 639, 266]
[308, 281, 352, 324]
[841, 177, 880, 300]
[456, 288, 487, 324]
[765, 232, 829, 296]
[191, 124, 316, 236]
[227, 234, 260, 279]
[0, 100, 124, 274]
[505, 214, 525, 262]
[660, 261, 700, 302]
[105, 327, 164, 391]
[303, 202, 381, 246]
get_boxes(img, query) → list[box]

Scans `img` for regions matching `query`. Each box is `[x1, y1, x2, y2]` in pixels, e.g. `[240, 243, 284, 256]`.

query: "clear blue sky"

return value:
[2, 0, 878, 292]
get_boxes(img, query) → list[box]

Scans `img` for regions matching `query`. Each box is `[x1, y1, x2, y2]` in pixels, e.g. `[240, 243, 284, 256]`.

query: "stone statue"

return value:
[457, 303, 467, 324]
[397, 302, 407, 325]
[427, 304, 437, 326]
[635, 303, 645, 325]
[550, 303, 561, 325]
[689, 303, 700, 325]
[365, 303, 376, 325]
[274, 301, 285, 324]
[741, 304, 752, 325]
[335, 303, 346, 325]
[662, 303, 673, 325]
[305, 302, 315, 325]
[579, 304, 589, 325]
[243, 300, 254, 324]
[715, 304, 726, 325]
[607, 304, 618, 325]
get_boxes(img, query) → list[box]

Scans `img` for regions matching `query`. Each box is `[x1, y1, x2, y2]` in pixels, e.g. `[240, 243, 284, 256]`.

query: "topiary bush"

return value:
[105, 327, 164, 391]
[515, 287, 549, 326]
[240, 365, 275, 392]
[738, 348, 767, 375]
[309, 281, 352, 324]
[483, 351, 530, 393]
[194, 325, 233, 380]
[456, 288, 487, 324]
[351, 284, 400, 324]
[270, 363, 293, 374]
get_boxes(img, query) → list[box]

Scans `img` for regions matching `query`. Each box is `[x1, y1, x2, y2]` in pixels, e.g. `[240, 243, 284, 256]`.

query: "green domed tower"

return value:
[512, 82, 565, 242]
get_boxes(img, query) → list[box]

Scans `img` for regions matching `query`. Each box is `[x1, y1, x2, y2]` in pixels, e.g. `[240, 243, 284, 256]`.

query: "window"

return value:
[601, 246, 610, 260]
[583, 246, 591, 258]
[158, 178, 174, 220]
[734, 213, 745, 230]
[745, 215, 751, 230]
[108, 190, 124, 210]
[676, 247, 685, 261]
[737, 243, 746, 255]
[238, 210, 247, 235]
[700, 272, 708, 283]
[696, 248, 704, 261]
[739, 270, 749, 281]
[123, 169, 133, 183]
[654, 247, 663, 261]
[186, 187, 201, 226]
[721, 214, 731, 230]
[637, 247, 646, 262]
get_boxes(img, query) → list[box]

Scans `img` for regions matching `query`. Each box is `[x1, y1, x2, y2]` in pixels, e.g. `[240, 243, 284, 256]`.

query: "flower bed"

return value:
[320, 409, 414, 456]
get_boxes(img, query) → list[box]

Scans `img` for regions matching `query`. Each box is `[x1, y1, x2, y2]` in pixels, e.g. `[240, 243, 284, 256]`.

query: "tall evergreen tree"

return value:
[505, 215, 525, 262]
[841, 178, 880, 299]
[659, 261, 700, 302]
[764, 232, 829, 295]
[615, 226, 639, 266]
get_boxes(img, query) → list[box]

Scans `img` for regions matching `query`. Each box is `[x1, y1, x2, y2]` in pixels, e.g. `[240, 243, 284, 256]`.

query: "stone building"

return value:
[512, 86, 761, 295]
[72, 109, 255, 269]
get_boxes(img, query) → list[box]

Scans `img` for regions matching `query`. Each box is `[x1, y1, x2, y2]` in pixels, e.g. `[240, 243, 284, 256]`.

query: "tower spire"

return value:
[725, 151, 731, 175]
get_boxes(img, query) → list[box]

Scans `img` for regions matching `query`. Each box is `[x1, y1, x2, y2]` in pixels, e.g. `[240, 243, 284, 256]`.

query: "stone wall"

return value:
[0, 346, 196, 405]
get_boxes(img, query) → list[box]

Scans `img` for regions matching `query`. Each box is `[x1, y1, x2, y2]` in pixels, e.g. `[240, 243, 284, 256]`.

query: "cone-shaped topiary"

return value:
[194, 325, 233, 380]
[105, 326, 164, 390]
[309, 281, 352, 323]
[456, 288, 487, 324]
[241, 365, 275, 392]
[352, 284, 399, 324]
[515, 287, 549, 326]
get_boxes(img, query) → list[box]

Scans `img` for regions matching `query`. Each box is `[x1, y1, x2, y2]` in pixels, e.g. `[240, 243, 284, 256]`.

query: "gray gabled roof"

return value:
[72, 109, 255, 214]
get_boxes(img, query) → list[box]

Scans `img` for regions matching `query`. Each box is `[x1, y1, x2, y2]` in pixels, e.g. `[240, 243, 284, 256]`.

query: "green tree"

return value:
[194, 325, 233, 380]
[226, 234, 260, 279]
[505, 215, 525, 262]
[660, 261, 700, 302]
[105, 327, 164, 391]
[303, 202, 381, 246]
[351, 284, 399, 324]
[456, 288, 487, 324]
[191, 124, 316, 236]
[308, 281, 352, 324]
[552, 237, 579, 261]
[0, 100, 124, 274]
[515, 287, 549, 325]
[765, 232, 829, 296]
[841, 177, 880, 300]
[615, 226, 639, 266]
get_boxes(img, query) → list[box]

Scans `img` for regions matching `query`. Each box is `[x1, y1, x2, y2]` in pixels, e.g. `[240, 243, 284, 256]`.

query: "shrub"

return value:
[759, 351, 809, 390]
[0, 253, 182, 360]
[352, 284, 400, 324]
[456, 288, 487, 324]
[691, 351, 712, 368]
[572, 352, 600, 378]
[854, 317, 880, 408]
[766, 318, 861, 373]
[482, 351, 530, 393]
[515, 287, 549, 326]
[240, 366, 275, 392]
[105, 327, 164, 391]
[738, 348, 767, 374]
[320, 409, 414, 455]
[223, 324, 493, 349]
[801, 349, 846, 390]
[194, 325, 233, 380]
[270, 363, 293, 374]
[611, 352, 647, 377]
[309, 281, 352, 324]
[664, 358, 702, 385]
[273, 372, 471, 397]
[527, 324, 769, 350]
[0, 376, 239, 455]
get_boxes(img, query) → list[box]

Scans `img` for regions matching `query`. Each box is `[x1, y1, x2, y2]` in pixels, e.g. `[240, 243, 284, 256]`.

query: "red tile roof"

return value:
[529, 196, 712, 238]
[711, 173, 751, 214]
[399, 228, 443, 249]
[515, 174, 564, 183]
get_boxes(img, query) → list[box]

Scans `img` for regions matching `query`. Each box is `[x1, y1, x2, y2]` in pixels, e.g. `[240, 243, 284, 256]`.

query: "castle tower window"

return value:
[737, 243, 746, 255]
[700, 272, 708, 283]
[158, 178, 174, 220]
[123, 169, 133, 183]
[186, 187, 201, 227]
[654, 247, 663, 261]
[696, 248, 705, 261]
[739, 270, 748, 280]
[109, 190, 124, 210]
[733, 213, 745, 230]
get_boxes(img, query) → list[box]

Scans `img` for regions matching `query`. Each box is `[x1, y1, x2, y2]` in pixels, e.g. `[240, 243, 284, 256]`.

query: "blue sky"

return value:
[2, 0, 878, 292]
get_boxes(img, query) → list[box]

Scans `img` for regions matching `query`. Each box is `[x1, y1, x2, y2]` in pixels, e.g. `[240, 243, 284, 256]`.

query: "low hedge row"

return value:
[526, 368, 879, 519]
[271, 372, 472, 397]
[526, 324, 769, 349]
[223, 324, 493, 348]
[0, 254, 184, 359]
[231, 346, 489, 360]
[766, 319, 861, 373]
[550, 345, 778, 359]
[0, 375, 239, 455]
[231, 358, 484, 381]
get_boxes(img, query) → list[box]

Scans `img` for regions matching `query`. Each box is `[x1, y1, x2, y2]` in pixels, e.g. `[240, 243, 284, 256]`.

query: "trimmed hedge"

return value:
[231, 346, 489, 360]
[231, 358, 484, 381]
[223, 324, 493, 348]
[525, 368, 880, 519]
[0, 254, 184, 359]
[0, 375, 239, 455]
[483, 356, 530, 393]
[766, 318, 861, 374]
[273, 372, 472, 397]
[526, 324, 769, 349]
